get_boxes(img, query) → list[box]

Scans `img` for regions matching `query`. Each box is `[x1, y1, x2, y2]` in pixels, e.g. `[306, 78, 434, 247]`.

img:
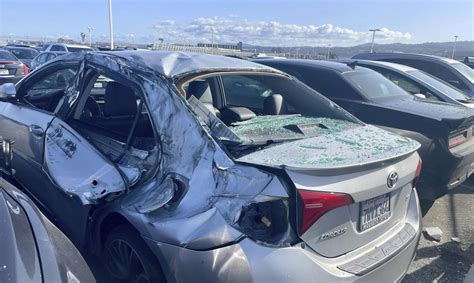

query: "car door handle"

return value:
[29, 125, 44, 136]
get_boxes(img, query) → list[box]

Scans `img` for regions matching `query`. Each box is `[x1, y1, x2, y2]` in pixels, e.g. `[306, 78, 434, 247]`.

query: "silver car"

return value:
[0, 51, 422, 282]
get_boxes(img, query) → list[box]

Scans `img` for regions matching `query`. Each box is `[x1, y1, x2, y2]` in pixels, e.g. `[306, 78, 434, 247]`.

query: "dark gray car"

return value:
[3, 46, 39, 68]
[0, 50, 28, 84]
[0, 178, 95, 282]
[352, 52, 474, 97]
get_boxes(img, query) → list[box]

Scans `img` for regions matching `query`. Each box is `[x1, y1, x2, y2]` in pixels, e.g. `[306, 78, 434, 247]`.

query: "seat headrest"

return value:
[104, 82, 137, 116]
[187, 80, 213, 105]
[263, 94, 288, 115]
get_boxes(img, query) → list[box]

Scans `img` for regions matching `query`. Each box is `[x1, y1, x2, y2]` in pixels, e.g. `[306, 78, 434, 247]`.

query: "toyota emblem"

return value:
[387, 171, 399, 188]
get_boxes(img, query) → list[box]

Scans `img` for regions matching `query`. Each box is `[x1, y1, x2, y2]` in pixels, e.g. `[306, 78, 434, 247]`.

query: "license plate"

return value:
[0, 69, 8, 75]
[359, 193, 391, 231]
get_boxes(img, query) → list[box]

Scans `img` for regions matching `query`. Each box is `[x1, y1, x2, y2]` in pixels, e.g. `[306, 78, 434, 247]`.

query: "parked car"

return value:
[339, 59, 474, 108]
[352, 52, 474, 97]
[255, 59, 474, 211]
[0, 49, 28, 84]
[41, 43, 93, 53]
[30, 51, 68, 71]
[2, 46, 39, 68]
[463, 57, 474, 69]
[0, 51, 422, 282]
[0, 177, 95, 282]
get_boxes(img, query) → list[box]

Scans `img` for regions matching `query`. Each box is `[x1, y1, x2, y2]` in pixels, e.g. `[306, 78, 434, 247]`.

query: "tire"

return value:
[103, 224, 166, 283]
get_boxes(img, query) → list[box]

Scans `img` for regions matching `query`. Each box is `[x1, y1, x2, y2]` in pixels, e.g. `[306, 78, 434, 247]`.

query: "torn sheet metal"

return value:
[82, 53, 289, 250]
[44, 119, 126, 204]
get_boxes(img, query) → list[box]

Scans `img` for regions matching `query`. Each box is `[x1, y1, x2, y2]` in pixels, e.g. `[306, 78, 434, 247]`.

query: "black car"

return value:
[463, 57, 474, 69]
[0, 50, 28, 84]
[352, 52, 474, 97]
[3, 46, 39, 68]
[255, 59, 474, 211]
[0, 177, 95, 282]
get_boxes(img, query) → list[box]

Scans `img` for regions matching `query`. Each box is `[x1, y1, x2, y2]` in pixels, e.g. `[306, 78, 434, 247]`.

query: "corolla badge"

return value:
[387, 171, 399, 189]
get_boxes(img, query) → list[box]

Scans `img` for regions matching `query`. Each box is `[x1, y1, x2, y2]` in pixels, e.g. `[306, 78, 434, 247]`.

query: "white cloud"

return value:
[148, 16, 411, 47]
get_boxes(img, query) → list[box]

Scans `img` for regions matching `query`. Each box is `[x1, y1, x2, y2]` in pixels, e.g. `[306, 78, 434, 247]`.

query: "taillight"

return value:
[449, 132, 467, 148]
[413, 158, 423, 187]
[23, 64, 29, 76]
[298, 190, 353, 235]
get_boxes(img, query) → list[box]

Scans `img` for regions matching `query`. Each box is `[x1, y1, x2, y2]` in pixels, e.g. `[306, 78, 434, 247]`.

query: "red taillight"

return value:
[298, 190, 353, 235]
[448, 134, 466, 148]
[0, 61, 15, 64]
[23, 64, 29, 76]
[413, 158, 423, 187]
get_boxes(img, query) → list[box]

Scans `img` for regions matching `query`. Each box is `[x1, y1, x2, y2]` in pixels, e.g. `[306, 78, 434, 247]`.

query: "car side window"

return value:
[387, 59, 469, 91]
[222, 75, 274, 109]
[377, 69, 440, 101]
[50, 45, 66, 51]
[22, 67, 78, 112]
[297, 67, 359, 100]
[37, 54, 48, 63]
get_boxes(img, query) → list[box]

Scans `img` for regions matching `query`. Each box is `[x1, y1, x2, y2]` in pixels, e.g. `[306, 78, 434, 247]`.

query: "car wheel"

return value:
[103, 225, 166, 283]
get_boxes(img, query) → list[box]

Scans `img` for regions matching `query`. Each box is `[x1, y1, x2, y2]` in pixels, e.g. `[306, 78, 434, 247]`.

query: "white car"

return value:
[40, 43, 93, 53]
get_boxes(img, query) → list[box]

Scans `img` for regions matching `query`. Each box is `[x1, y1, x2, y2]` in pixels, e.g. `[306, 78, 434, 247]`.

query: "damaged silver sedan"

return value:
[0, 51, 422, 282]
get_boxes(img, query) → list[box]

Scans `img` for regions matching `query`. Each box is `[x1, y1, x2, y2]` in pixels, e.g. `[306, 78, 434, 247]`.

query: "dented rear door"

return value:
[38, 118, 126, 246]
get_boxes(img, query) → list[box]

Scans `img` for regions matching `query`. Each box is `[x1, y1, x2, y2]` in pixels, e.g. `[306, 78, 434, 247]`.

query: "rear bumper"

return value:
[147, 189, 421, 283]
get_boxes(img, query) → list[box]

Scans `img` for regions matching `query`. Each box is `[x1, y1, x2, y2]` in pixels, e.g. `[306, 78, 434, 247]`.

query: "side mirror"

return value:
[414, 93, 426, 99]
[0, 83, 16, 101]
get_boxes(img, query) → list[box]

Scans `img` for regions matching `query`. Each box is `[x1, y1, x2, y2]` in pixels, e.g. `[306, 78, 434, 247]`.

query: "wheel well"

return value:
[99, 213, 133, 248]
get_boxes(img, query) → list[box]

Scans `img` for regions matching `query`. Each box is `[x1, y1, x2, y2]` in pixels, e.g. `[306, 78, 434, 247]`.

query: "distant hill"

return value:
[243, 41, 474, 60]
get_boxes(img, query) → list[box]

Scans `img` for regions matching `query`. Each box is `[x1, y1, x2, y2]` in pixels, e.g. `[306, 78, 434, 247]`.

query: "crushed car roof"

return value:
[100, 51, 283, 78]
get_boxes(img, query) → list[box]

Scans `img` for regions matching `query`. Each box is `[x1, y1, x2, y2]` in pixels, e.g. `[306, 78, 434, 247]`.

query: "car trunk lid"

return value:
[237, 123, 421, 257]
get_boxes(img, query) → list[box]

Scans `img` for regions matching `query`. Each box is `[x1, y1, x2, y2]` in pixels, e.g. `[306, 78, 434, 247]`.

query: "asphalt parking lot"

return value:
[403, 177, 474, 283]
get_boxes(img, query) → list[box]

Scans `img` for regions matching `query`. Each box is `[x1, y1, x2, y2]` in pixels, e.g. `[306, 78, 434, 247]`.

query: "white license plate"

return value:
[359, 193, 391, 231]
[0, 69, 8, 75]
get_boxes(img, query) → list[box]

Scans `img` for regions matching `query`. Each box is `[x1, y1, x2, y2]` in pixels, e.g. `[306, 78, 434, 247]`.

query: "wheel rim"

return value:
[106, 239, 148, 282]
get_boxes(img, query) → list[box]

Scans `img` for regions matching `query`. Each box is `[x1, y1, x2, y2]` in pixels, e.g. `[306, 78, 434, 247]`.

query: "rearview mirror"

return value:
[414, 93, 426, 99]
[0, 83, 16, 101]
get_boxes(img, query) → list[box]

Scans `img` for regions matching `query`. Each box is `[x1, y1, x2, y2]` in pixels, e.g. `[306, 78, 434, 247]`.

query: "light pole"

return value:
[211, 27, 215, 49]
[326, 44, 331, 60]
[108, 0, 114, 49]
[87, 27, 94, 47]
[451, 35, 459, 59]
[369, 28, 381, 53]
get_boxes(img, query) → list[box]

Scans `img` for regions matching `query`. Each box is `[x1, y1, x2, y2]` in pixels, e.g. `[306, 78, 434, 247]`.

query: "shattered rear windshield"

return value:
[231, 115, 359, 144]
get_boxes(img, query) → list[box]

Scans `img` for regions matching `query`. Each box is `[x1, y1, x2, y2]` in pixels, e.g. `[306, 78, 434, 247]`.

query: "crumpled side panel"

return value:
[44, 119, 126, 204]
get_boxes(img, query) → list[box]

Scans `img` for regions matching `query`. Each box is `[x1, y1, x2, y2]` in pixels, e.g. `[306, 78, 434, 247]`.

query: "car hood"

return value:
[237, 124, 420, 173]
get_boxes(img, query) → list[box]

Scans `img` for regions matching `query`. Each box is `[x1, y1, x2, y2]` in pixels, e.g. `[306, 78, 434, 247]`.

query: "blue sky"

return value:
[0, 0, 472, 46]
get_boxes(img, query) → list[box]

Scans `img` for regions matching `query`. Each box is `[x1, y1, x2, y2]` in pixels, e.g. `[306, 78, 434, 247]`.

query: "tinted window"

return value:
[37, 53, 49, 64]
[50, 45, 66, 51]
[408, 70, 472, 102]
[385, 59, 469, 91]
[0, 50, 18, 61]
[272, 64, 359, 100]
[7, 48, 38, 59]
[343, 70, 409, 99]
[450, 63, 474, 84]
[40, 45, 49, 51]
[67, 47, 92, 52]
